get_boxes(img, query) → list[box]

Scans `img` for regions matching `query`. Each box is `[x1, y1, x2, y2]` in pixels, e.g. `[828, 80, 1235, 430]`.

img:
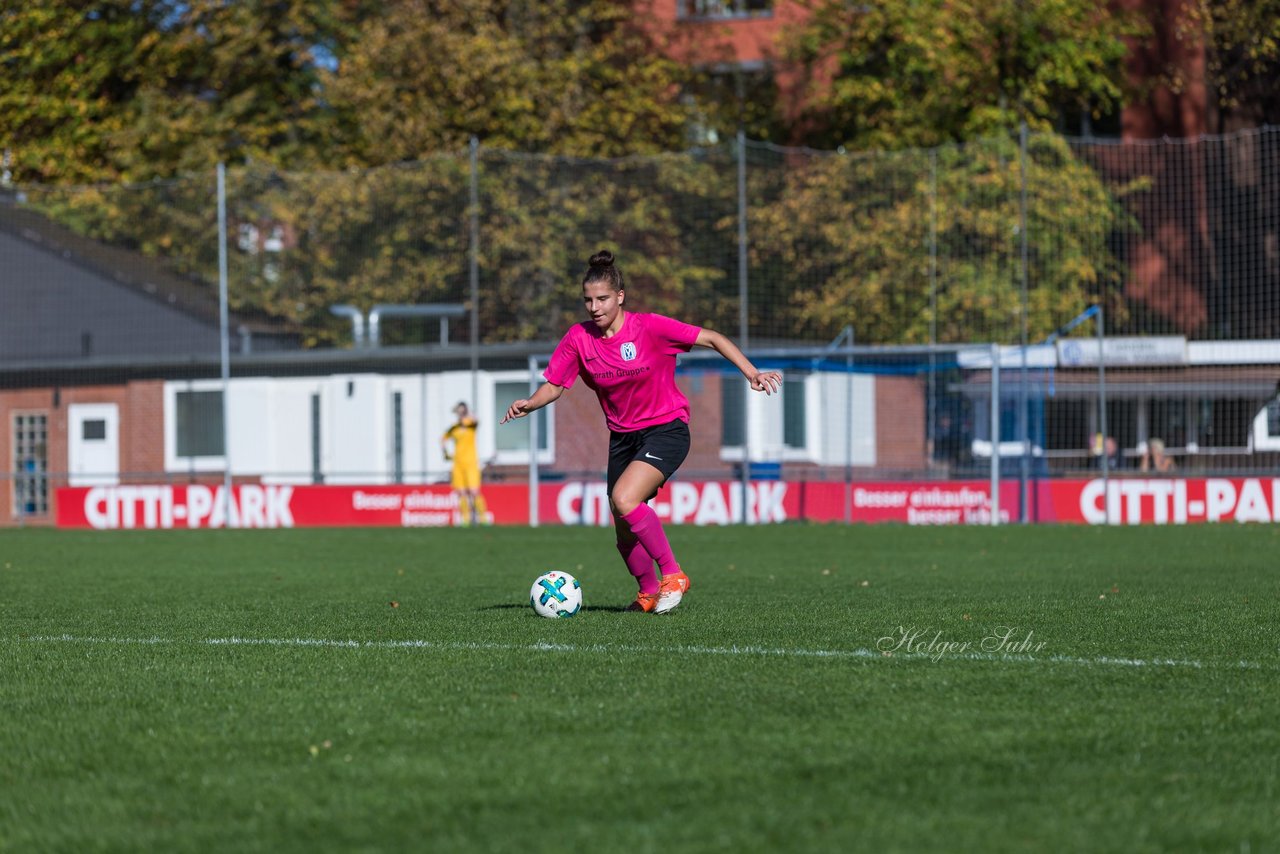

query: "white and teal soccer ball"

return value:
[530, 571, 582, 619]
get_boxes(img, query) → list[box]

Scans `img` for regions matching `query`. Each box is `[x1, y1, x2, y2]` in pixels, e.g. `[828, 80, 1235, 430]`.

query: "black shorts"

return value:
[607, 418, 691, 496]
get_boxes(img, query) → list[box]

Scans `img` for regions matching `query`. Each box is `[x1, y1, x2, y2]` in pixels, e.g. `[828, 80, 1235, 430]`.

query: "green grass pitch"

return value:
[2, 524, 1278, 852]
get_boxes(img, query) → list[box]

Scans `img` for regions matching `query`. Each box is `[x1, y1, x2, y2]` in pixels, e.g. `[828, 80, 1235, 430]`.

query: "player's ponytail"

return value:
[583, 249, 624, 292]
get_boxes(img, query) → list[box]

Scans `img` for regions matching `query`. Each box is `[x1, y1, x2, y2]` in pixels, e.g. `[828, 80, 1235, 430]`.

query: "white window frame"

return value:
[719, 373, 818, 463]
[1251, 398, 1280, 451]
[678, 0, 773, 21]
[164, 380, 227, 472]
[489, 371, 555, 467]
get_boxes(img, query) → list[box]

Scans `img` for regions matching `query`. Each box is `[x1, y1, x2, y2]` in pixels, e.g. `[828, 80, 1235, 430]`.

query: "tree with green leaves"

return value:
[237, 148, 738, 346]
[785, 0, 1143, 150]
[1187, 0, 1280, 129]
[323, 0, 698, 162]
[749, 134, 1137, 345]
[111, 0, 353, 178]
[0, 2, 167, 183]
[0, 1, 354, 183]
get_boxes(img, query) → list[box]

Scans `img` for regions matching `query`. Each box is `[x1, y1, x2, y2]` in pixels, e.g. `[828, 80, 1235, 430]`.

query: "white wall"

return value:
[169, 372, 510, 485]
[817, 373, 876, 467]
[236, 377, 322, 485]
[321, 374, 388, 484]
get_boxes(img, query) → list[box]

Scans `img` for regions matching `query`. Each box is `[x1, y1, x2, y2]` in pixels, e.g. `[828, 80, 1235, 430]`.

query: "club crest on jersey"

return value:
[621, 342, 637, 361]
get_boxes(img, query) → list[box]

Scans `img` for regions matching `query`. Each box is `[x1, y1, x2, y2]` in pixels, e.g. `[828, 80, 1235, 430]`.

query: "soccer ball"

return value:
[530, 571, 582, 619]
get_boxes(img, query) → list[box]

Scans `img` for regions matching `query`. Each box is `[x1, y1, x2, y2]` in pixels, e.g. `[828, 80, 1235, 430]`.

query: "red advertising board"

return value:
[55, 477, 1280, 530]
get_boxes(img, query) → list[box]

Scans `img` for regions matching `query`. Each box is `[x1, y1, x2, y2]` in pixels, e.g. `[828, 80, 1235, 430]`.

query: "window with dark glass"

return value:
[721, 378, 745, 447]
[783, 377, 806, 450]
[1205, 398, 1255, 448]
[494, 381, 548, 453]
[176, 390, 225, 457]
[679, 0, 773, 19]
[1146, 397, 1189, 448]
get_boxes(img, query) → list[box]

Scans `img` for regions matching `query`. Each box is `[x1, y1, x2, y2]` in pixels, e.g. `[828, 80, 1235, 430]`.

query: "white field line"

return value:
[5, 633, 1269, 671]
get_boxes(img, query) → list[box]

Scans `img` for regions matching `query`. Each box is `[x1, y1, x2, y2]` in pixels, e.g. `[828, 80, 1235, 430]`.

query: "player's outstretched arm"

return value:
[502, 382, 565, 424]
[694, 329, 782, 395]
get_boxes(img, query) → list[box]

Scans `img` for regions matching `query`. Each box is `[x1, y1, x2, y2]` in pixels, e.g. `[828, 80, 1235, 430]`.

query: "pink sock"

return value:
[620, 503, 679, 576]
[617, 540, 660, 595]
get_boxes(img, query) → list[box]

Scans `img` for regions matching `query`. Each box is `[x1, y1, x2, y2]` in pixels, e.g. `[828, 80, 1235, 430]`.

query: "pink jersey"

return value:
[543, 312, 702, 433]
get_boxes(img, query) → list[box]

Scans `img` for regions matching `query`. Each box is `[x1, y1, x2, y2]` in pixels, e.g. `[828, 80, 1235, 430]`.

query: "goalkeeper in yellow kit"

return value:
[441, 402, 489, 526]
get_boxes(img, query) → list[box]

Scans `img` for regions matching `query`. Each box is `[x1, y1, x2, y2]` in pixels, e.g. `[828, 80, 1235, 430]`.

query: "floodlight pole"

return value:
[216, 162, 233, 527]
[528, 354, 540, 528]
[1097, 304, 1110, 523]
[736, 128, 751, 524]
[469, 137, 480, 412]
[1045, 304, 1110, 524]
[1018, 122, 1030, 524]
[928, 149, 939, 472]
[828, 325, 855, 524]
[990, 343, 1001, 526]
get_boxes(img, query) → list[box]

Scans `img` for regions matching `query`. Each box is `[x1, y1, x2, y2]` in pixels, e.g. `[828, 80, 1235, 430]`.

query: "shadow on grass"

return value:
[479, 603, 632, 613]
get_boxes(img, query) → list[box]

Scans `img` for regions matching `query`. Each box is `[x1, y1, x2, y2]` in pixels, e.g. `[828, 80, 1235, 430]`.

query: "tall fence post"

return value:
[1018, 123, 1030, 523]
[830, 325, 855, 524]
[990, 343, 1001, 526]
[845, 333, 854, 525]
[527, 354, 540, 528]
[928, 148, 939, 471]
[469, 137, 480, 411]
[216, 163, 233, 526]
[1097, 304, 1110, 524]
[736, 129, 751, 524]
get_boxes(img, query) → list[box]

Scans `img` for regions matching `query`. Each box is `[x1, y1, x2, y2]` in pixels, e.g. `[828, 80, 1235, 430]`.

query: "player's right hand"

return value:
[502, 399, 530, 424]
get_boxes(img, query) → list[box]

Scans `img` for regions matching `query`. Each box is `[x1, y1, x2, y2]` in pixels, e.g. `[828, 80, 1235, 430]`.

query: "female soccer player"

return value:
[502, 249, 781, 614]
[441, 401, 489, 525]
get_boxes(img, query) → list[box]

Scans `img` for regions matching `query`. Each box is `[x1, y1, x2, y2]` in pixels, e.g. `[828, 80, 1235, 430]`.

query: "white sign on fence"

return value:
[1057, 336, 1188, 367]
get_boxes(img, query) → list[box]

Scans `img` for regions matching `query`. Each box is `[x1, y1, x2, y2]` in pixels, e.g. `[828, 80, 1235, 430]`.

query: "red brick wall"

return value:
[1118, 0, 1209, 141]
[683, 373, 729, 477]
[642, 0, 797, 65]
[636, 0, 814, 131]
[539, 372, 733, 480]
[875, 376, 927, 472]
[551, 383, 611, 477]
[1, 381, 164, 525]
[122, 381, 165, 478]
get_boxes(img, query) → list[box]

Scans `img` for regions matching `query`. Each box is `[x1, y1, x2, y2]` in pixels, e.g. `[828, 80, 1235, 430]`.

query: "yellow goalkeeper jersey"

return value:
[444, 417, 479, 470]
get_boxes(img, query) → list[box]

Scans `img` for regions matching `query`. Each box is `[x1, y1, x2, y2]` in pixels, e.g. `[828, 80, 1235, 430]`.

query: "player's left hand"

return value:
[502, 399, 531, 423]
[750, 371, 782, 395]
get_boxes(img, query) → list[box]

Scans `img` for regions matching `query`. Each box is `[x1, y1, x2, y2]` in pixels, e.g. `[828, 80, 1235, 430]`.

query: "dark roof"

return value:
[0, 340, 558, 389]
[0, 198, 298, 363]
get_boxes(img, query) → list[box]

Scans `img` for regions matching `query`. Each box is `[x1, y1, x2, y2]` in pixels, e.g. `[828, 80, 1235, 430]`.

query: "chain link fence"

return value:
[3, 127, 1279, 525]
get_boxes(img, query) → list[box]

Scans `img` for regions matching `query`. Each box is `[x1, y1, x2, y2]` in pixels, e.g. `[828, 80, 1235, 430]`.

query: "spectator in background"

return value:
[1091, 433, 1123, 470]
[1101, 435, 1123, 470]
[1140, 437, 1175, 473]
[932, 411, 965, 467]
[441, 401, 489, 525]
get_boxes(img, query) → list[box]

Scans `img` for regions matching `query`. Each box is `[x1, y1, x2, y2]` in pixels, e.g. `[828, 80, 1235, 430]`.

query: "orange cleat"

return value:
[655, 570, 691, 614]
[625, 592, 660, 613]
